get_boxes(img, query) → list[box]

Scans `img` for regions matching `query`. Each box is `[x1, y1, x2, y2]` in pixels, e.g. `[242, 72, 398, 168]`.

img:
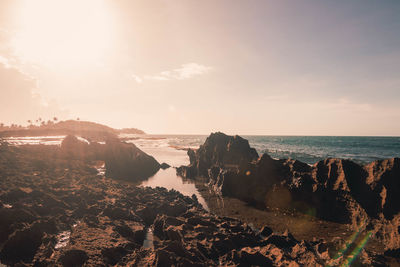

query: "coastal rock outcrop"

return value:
[177, 132, 400, 250]
[60, 135, 91, 159]
[104, 139, 160, 181]
[177, 132, 258, 178]
[60, 135, 160, 182]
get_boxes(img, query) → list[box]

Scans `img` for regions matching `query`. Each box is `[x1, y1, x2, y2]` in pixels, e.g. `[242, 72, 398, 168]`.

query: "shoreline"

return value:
[0, 134, 397, 265]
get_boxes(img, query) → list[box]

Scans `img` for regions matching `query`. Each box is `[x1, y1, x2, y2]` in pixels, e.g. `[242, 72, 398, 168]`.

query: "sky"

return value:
[0, 0, 400, 135]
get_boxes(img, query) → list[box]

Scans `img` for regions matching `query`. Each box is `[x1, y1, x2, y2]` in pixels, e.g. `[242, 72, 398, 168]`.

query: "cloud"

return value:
[0, 55, 10, 67]
[0, 60, 68, 125]
[131, 63, 213, 83]
[131, 74, 143, 83]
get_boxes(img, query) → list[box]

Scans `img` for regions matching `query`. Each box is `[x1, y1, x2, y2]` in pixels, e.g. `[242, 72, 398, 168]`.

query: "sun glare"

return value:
[12, 0, 114, 69]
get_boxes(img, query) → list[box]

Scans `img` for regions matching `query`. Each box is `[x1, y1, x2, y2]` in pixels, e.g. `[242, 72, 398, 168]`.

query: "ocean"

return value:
[130, 134, 400, 165]
[4, 134, 400, 165]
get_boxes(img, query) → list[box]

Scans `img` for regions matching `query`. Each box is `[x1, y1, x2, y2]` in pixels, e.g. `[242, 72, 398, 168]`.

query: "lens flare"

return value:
[332, 227, 363, 261]
[328, 222, 372, 267]
[340, 231, 372, 267]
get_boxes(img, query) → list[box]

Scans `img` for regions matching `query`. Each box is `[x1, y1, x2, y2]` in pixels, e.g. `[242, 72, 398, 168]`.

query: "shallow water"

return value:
[133, 140, 209, 211]
[54, 230, 71, 249]
[140, 168, 209, 211]
[143, 228, 154, 248]
[3, 135, 66, 146]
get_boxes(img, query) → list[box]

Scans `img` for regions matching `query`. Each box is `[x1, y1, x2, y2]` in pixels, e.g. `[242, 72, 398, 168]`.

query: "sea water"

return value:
[4, 134, 400, 164]
[130, 134, 400, 165]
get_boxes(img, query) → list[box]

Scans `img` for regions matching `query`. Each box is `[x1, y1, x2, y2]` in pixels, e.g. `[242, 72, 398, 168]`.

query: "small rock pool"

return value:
[129, 139, 209, 211]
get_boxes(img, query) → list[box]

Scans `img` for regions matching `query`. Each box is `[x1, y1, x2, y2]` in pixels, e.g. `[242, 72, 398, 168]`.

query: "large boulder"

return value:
[60, 135, 160, 182]
[104, 139, 160, 181]
[60, 135, 90, 159]
[177, 132, 258, 178]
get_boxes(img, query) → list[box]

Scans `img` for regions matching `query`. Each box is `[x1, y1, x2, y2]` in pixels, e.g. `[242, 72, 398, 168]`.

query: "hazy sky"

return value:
[1, 0, 400, 135]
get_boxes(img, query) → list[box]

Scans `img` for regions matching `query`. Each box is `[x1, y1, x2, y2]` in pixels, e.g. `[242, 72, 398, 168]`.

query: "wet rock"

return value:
[177, 132, 258, 178]
[59, 249, 88, 267]
[104, 139, 160, 181]
[160, 163, 170, 169]
[60, 135, 90, 159]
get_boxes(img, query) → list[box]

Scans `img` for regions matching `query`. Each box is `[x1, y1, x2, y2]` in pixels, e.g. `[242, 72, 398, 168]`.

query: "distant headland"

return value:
[0, 119, 145, 141]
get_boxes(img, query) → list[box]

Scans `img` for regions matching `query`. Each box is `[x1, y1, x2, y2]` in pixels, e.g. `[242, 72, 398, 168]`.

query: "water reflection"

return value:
[140, 168, 209, 211]
[143, 228, 154, 249]
[135, 140, 209, 211]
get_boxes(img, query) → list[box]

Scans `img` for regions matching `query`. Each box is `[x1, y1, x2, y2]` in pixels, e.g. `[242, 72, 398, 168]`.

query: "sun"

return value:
[12, 0, 115, 69]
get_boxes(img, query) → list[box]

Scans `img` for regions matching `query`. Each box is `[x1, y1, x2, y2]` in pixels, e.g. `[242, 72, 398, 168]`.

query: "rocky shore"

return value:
[177, 132, 400, 263]
[0, 135, 398, 266]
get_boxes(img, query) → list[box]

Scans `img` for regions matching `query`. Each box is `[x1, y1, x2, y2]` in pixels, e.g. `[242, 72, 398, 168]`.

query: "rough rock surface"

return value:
[0, 141, 395, 265]
[104, 138, 160, 181]
[177, 132, 258, 178]
[177, 133, 400, 251]
[61, 135, 160, 182]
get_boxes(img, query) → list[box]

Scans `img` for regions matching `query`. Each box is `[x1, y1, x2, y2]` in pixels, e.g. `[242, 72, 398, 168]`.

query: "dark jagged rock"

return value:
[104, 139, 160, 181]
[177, 132, 400, 251]
[60, 135, 161, 182]
[160, 162, 171, 169]
[177, 132, 258, 178]
[147, 206, 386, 266]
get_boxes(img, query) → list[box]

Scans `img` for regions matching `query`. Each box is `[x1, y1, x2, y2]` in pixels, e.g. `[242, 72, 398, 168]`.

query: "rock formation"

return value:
[177, 132, 400, 251]
[0, 142, 393, 266]
[104, 138, 160, 181]
[60, 135, 160, 182]
[177, 132, 258, 178]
